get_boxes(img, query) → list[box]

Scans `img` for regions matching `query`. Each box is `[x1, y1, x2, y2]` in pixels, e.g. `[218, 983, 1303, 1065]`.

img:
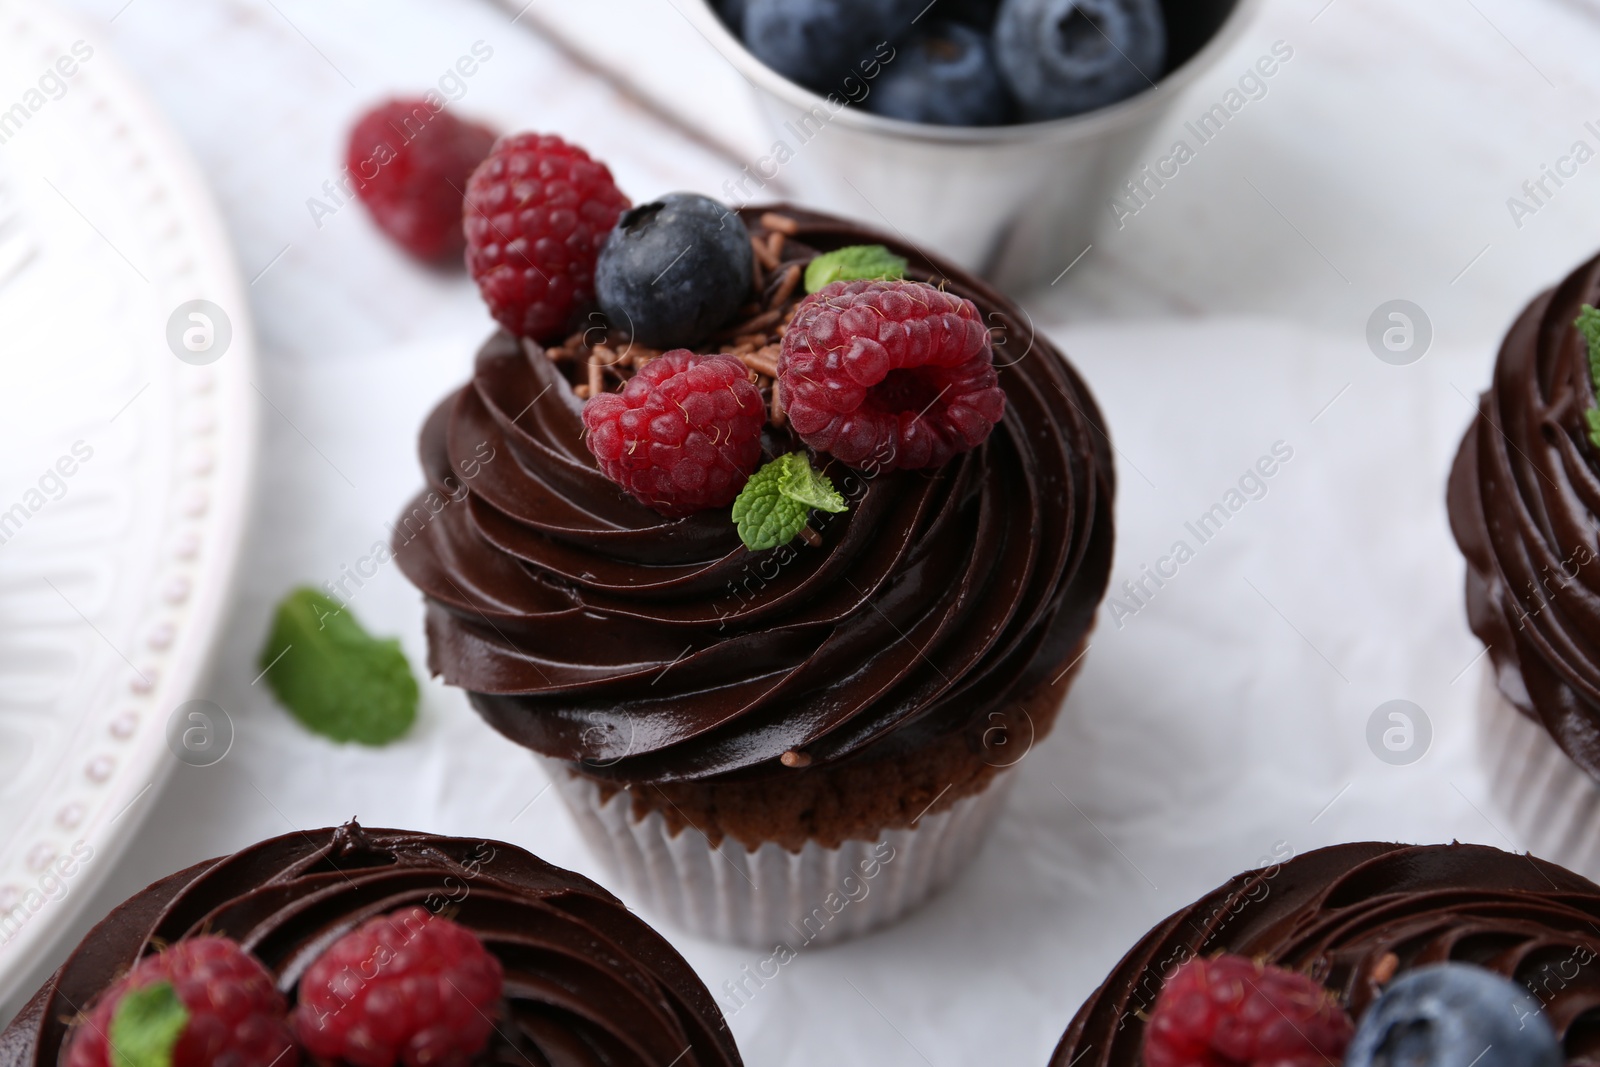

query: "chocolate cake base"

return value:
[561, 637, 1087, 853]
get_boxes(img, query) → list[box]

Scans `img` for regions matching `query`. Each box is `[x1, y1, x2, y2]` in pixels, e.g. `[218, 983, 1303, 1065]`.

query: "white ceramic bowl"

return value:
[683, 0, 1262, 291]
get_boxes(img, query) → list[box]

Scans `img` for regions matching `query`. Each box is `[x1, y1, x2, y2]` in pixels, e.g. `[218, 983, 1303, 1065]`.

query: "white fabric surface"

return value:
[13, 0, 1600, 1063]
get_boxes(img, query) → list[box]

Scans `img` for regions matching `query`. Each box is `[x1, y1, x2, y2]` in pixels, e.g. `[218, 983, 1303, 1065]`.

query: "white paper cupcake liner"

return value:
[1477, 663, 1600, 879]
[539, 758, 1016, 948]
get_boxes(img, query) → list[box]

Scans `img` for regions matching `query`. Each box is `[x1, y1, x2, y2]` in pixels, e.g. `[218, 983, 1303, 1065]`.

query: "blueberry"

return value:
[994, 0, 1166, 121]
[1345, 964, 1562, 1067]
[743, 0, 926, 93]
[596, 194, 754, 350]
[865, 23, 1011, 126]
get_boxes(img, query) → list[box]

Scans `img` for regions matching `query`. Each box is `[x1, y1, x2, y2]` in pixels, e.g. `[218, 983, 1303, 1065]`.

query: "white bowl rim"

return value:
[677, 0, 1268, 147]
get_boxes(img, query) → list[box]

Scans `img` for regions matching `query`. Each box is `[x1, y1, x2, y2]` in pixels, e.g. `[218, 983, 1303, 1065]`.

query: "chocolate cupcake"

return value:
[1051, 841, 1600, 1067]
[394, 204, 1115, 946]
[0, 822, 741, 1067]
[1448, 251, 1600, 877]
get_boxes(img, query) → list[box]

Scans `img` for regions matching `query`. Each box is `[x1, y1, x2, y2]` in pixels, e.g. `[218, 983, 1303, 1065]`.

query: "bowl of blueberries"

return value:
[697, 0, 1259, 290]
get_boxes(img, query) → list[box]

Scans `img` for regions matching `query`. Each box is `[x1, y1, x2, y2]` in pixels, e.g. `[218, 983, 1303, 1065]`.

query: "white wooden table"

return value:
[17, 0, 1600, 1063]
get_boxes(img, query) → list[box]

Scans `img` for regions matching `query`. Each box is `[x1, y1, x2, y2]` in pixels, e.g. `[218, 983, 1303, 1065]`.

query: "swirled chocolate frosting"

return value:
[1051, 842, 1600, 1067]
[0, 823, 741, 1067]
[394, 205, 1114, 786]
[1449, 252, 1600, 776]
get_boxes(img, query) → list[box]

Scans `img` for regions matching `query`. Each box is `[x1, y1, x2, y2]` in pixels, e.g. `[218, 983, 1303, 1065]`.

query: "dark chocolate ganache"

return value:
[1051, 842, 1600, 1067]
[394, 206, 1115, 786]
[0, 823, 741, 1067]
[1449, 252, 1600, 776]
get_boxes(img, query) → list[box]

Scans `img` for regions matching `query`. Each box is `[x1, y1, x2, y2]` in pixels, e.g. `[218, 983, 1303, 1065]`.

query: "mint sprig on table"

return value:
[804, 245, 908, 293]
[1579, 305, 1600, 448]
[731, 452, 848, 551]
[258, 587, 418, 745]
[108, 982, 187, 1067]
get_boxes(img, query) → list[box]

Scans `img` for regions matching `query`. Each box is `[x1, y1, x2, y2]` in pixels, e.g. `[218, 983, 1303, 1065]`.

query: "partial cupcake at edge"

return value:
[0, 822, 741, 1067]
[1448, 249, 1600, 877]
[1051, 841, 1599, 1067]
[392, 133, 1116, 946]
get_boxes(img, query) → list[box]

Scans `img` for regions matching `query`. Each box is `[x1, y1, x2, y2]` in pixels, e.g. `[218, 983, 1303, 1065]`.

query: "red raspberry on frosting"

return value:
[64, 936, 297, 1067]
[292, 907, 504, 1067]
[1143, 955, 1355, 1067]
[778, 278, 1005, 471]
[464, 133, 631, 342]
[346, 99, 496, 263]
[583, 350, 767, 518]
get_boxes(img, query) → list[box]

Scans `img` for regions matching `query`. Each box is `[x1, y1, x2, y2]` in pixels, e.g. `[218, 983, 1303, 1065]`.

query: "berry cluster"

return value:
[455, 137, 1006, 519]
[343, 93, 1007, 523]
[1142, 955, 1562, 1067]
[65, 910, 503, 1067]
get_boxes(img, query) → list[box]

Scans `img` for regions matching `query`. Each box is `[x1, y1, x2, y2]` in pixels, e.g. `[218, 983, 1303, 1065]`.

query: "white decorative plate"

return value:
[0, 1, 255, 1005]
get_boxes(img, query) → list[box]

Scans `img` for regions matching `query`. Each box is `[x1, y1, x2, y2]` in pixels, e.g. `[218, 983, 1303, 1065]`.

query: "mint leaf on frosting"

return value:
[258, 587, 418, 745]
[733, 470, 807, 552]
[804, 245, 908, 293]
[731, 452, 848, 551]
[109, 982, 187, 1067]
[777, 452, 848, 513]
[1578, 305, 1600, 448]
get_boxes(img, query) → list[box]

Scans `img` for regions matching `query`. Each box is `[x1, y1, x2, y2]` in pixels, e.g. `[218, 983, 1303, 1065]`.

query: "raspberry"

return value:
[346, 99, 496, 262]
[292, 907, 503, 1067]
[464, 133, 631, 342]
[1144, 955, 1355, 1067]
[64, 936, 297, 1067]
[583, 350, 766, 518]
[778, 279, 1005, 470]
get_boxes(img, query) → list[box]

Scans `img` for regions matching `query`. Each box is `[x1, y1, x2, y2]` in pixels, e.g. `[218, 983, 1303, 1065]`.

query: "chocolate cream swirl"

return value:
[0, 823, 741, 1067]
[394, 206, 1115, 786]
[1051, 842, 1600, 1067]
[1449, 252, 1600, 776]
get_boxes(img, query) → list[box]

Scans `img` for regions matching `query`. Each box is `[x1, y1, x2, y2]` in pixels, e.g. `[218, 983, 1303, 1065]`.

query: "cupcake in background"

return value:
[394, 132, 1115, 947]
[2, 822, 742, 1067]
[1052, 841, 1585, 1067]
[1448, 251, 1600, 877]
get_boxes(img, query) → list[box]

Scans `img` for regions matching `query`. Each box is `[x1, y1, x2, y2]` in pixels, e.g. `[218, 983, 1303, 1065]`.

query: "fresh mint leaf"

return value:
[1579, 305, 1600, 384]
[108, 981, 187, 1067]
[804, 245, 908, 293]
[1578, 305, 1600, 448]
[732, 470, 809, 552]
[259, 587, 418, 745]
[776, 451, 848, 514]
[731, 452, 848, 551]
